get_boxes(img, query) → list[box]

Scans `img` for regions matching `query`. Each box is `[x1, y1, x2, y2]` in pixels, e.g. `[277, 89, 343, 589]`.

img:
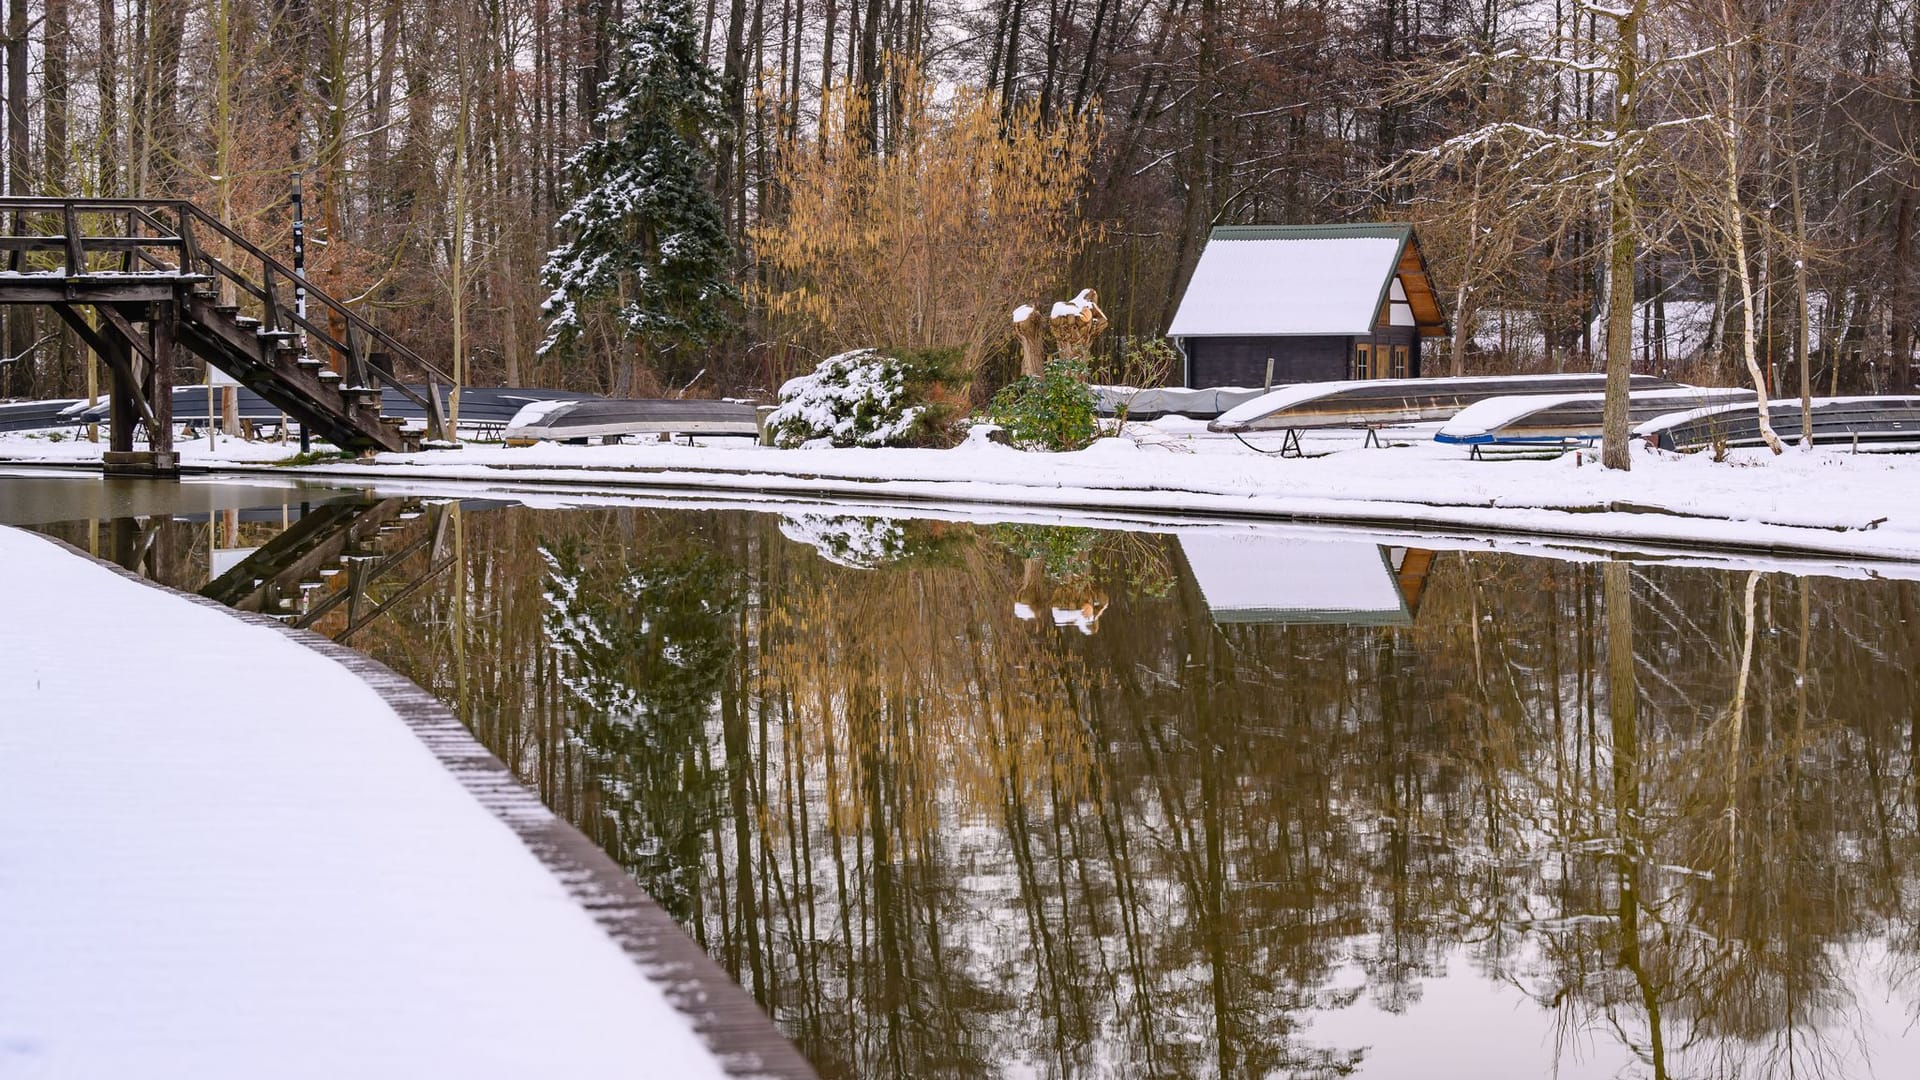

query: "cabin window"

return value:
[1351, 344, 1373, 380]
[1390, 345, 1409, 379]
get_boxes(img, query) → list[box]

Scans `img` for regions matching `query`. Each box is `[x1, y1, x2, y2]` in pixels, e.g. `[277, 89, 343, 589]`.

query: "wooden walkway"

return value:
[0, 522, 818, 1078]
[0, 197, 452, 469]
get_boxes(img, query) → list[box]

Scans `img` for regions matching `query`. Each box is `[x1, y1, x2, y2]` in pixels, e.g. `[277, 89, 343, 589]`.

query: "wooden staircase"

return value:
[0, 197, 452, 463]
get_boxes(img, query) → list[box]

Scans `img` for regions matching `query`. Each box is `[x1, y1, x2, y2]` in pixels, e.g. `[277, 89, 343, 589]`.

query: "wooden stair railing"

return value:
[0, 196, 454, 447]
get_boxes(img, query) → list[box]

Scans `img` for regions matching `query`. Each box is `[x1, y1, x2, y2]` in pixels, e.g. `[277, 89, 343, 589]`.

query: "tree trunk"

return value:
[1599, 1, 1645, 471]
[1718, 0, 1782, 454]
[1450, 281, 1471, 377]
[1789, 101, 1813, 445]
[5, 0, 30, 397]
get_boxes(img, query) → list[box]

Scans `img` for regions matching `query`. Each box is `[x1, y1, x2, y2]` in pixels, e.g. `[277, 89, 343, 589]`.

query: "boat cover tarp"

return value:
[1092, 385, 1272, 420]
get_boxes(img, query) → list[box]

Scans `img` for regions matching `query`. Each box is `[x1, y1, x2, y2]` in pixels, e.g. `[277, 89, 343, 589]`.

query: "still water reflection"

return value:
[10, 473, 1920, 1080]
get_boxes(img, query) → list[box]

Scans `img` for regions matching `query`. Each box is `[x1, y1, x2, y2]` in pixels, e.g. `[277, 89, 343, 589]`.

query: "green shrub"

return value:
[984, 357, 1097, 451]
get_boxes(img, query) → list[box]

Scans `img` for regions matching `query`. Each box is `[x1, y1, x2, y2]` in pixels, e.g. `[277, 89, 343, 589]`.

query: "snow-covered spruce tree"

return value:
[538, 0, 736, 392]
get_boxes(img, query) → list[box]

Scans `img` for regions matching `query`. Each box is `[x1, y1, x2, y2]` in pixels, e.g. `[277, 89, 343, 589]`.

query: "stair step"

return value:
[381, 416, 408, 427]
[317, 370, 342, 383]
[295, 358, 325, 370]
[256, 329, 296, 340]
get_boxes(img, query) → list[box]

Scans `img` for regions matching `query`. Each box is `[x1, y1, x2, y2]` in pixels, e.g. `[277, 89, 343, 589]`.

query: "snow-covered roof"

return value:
[1177, 533, 1410, 625]
[1167, 224, 1444, 338]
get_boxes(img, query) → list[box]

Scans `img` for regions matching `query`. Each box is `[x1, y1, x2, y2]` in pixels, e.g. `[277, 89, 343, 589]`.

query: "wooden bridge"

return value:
[0, 197, 451, 471]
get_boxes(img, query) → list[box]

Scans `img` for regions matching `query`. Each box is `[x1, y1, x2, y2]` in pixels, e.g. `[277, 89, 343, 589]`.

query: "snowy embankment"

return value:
[0, 526, 740, 1079]
[6, 422, 1920, 562]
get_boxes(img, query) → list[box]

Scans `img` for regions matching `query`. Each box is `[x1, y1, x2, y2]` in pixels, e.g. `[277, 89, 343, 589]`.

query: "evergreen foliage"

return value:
[765, 348, 955, 448]
[539, 540, 742, 921]
[538, 0, 736, 383]
[984, 357, 1099, 451]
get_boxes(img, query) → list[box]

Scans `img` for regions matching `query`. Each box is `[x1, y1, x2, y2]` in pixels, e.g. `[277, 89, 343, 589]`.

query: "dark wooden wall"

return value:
[1181, 329, 1422, 388]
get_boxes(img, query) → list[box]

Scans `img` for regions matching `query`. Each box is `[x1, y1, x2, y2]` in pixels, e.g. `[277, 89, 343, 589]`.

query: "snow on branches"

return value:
[538, 0, 736, 378]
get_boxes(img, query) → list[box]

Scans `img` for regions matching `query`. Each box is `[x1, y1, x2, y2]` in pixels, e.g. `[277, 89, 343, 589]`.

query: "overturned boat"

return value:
[503, 397, 762, 442]
[1435, 387, 1749, 449]
[1093, 385, 1274, 421]
[1209, 373, 1679, 434]
[1636, 396, 1920, 453]
[69, 385, 605, 436]
[0, 398, 88, 432]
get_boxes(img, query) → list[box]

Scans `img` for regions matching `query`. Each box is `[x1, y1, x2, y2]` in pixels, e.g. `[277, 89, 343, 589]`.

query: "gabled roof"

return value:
[1167, 223, 1447, 339]
[1176, 533, 1412, 626]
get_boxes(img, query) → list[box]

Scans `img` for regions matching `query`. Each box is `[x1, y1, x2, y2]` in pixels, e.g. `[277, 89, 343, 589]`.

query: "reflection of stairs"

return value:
[202, 499, 454, 640]
[0, 197, 451, 459]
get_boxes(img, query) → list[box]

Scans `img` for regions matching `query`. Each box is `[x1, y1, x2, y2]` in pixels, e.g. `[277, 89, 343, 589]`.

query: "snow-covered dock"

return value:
[0, 525, 812, 1079]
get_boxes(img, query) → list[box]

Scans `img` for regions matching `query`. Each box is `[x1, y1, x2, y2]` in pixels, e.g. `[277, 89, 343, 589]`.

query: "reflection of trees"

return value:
[540, 538, 740, 922]
[321, 504, 1920, 1080]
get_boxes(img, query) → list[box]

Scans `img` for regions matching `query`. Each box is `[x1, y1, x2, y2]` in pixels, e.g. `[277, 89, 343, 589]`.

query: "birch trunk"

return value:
[1719, 1, 1783, 454]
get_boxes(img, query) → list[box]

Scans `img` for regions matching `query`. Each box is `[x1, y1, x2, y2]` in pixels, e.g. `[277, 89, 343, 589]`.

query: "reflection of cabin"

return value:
[1176, 533, 1433, 626]
[1167, 225, 1448, 389]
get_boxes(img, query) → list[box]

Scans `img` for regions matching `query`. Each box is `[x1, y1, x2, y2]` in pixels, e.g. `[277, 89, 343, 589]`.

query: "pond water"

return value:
[7, 469, 1920, 1080]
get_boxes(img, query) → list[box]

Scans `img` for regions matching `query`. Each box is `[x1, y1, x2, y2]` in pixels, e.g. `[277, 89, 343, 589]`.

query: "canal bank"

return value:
[9, 471, 1920, 1078]
[6, 428, 1920, 564]
[0, 523, 813, 1079]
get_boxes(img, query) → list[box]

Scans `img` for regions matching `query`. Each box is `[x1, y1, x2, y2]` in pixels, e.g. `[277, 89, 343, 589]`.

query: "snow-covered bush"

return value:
[765, 348, 948, 448]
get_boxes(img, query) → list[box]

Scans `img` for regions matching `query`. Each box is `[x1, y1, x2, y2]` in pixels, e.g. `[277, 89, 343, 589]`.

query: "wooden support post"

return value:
[262, 266, 281, 332]
[108, 516, 145, 572]
[148, 304, 176, 454]
[177, 207, 201, 277]
[62, 204, 83, 276]
[106, 330, 136, 454]
[345, 323, 369, 387]
[425, 377, 449, 442]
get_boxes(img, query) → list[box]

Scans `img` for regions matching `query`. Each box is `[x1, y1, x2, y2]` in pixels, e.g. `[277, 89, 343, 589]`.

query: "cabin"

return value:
[1167, 224, 1448, 389]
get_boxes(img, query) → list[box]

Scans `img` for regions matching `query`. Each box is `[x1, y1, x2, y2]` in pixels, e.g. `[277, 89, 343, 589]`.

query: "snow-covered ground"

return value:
[0, 526, 732, 1078]
[0, 428, 300, 465]
[6, 417, 1919, 563]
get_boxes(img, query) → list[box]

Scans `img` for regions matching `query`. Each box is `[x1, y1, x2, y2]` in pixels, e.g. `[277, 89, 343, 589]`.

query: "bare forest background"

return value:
[6, 0, 1920, 401]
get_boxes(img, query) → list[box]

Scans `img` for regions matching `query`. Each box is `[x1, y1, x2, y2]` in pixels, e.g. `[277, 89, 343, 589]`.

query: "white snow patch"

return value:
[1179, 534, 1405, 621]
[1168, 235, 1403, 337]
[0, 527, 728, 1079]
[1438, 387, 1746, 440]
[503, 398, 577, 430]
